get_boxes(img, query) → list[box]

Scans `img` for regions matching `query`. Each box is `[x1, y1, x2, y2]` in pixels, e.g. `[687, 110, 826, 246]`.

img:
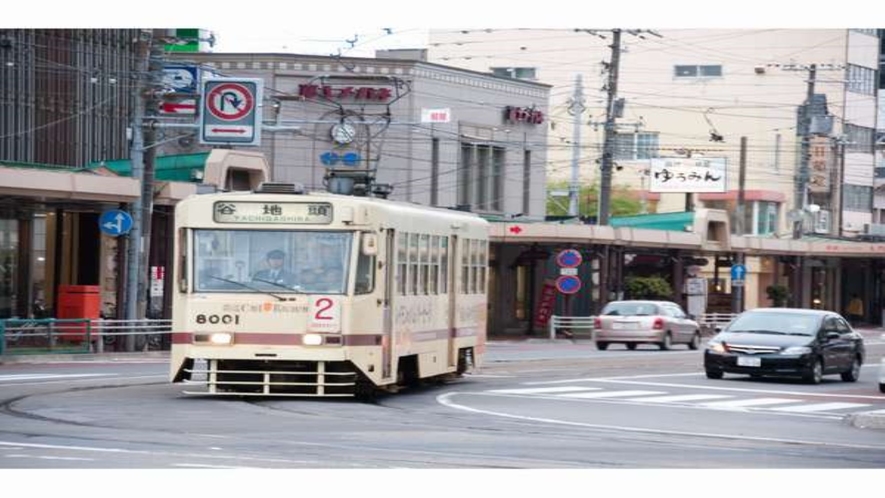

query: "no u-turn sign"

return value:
[199, 78, 263, 146]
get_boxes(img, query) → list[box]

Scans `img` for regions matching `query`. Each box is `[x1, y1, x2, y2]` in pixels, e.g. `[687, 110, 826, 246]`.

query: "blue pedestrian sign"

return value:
[99, 209, 133, 237]
[730, 263, 746, 281]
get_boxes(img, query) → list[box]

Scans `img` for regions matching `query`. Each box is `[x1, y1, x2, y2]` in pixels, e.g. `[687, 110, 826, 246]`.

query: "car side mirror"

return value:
[713, 326, 723, 334]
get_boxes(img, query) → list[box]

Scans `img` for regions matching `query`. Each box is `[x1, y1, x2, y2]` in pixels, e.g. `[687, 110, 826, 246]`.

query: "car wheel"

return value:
[596, 341, 609, 351]
[880, 383, 885, 394]
[803, 358, 823, 385]
[659, 333, 672, 351]
[626, 343, 637, 350]
[688, 332, 700, 350]
[706, 370, 723, 379]
[840, 356, 861, 382]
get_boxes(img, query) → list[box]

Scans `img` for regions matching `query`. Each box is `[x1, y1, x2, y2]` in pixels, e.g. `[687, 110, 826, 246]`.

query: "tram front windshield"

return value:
[193, 229, 351, 294]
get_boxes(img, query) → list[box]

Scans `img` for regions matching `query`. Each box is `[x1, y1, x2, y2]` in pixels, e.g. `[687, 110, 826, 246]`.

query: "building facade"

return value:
[161, 51, 551, 220]
[427, 28, 880, 239]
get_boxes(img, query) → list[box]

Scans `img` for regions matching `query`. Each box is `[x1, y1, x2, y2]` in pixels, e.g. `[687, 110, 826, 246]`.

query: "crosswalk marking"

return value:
[700, 397, 800, 408]
[768, 402, 870, 413]
[480, 384, 885, 417]
[558, 390, 664, 399]
[630, 394, 733, 403]
[488, 386, 602, 395]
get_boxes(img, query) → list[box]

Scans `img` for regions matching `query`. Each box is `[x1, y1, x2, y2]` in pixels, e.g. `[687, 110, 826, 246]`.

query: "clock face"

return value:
[331, 123, 356, 144]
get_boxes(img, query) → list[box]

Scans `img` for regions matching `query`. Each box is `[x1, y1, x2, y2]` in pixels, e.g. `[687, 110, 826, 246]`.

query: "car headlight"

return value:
[707, 341, 727, 353]
[781, 346, 812, 355]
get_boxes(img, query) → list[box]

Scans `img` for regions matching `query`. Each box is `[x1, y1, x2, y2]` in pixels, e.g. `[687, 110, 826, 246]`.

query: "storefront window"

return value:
[0, 219, 18, 318]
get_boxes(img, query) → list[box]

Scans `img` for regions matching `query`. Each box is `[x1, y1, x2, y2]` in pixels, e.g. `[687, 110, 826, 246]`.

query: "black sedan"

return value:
[704, 308, 864, 384]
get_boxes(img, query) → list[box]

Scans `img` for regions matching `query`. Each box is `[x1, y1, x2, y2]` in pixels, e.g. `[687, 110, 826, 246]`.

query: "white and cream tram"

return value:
[169, 182, 489, 398]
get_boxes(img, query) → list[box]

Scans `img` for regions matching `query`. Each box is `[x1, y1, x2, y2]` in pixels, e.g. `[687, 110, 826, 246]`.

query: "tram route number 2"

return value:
[195, 313, 241, 325]
[309, 297, 341, 332]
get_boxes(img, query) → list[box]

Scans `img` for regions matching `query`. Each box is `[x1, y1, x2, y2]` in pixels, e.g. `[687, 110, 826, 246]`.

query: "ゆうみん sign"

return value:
[649, 157, 727, 193]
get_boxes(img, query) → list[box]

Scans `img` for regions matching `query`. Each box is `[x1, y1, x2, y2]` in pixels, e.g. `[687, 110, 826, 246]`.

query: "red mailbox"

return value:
[56, 285, 101, 340]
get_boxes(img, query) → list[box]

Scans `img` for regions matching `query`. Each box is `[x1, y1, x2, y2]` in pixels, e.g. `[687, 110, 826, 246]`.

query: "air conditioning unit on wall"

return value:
[814, 210, 830, 234]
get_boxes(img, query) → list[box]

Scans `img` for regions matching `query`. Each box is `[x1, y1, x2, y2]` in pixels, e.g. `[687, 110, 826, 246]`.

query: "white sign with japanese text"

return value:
[649, 158, 727, 193]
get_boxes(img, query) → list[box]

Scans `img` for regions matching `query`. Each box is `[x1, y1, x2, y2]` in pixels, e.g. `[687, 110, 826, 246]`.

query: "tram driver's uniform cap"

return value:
[267, 250, 285, 259]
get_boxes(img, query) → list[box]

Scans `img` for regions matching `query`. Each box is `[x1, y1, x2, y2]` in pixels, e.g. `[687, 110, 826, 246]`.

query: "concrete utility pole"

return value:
[796, 63, 816, 214]
[567, 74, 585, 217]
[732, 137, 747, 313]
[597, 28, 621, 226]
[124, 29, 164, 351]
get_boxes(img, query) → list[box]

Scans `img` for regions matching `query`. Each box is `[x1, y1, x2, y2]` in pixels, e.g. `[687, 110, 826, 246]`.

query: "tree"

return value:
[546, 180, 643, 218]
[765, 284, 790, 307]
[624, 275, 673, 300]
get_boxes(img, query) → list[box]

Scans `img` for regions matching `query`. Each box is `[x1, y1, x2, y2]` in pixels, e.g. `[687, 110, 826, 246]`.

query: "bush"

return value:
[766, 284, 789, 307]
[624, 275, 672, 300]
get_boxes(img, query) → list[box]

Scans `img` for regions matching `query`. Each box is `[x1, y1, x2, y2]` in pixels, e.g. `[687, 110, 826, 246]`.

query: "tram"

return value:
[169, 182, 489, 398]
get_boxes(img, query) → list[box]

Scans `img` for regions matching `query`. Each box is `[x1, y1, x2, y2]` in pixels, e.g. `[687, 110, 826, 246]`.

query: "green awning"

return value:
[610, 211, 695, 231]
[86, 152, 210, 182]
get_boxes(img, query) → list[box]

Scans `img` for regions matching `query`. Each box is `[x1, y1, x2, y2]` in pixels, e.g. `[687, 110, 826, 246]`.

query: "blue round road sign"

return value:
[99, 209, 133, 236]
[556, 249, 583, 268]
[555, 275, 582, 294]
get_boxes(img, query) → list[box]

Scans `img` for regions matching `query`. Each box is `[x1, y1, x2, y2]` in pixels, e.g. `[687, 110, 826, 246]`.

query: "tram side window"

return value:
[397, 233, 408, 296]
[461, 238, 470, 294]
[430, 235, 440, 295]
[355, 240, 375, 295]
[409, 233, 419, 295]
[440, 237, 448, 294]
[420, 234, 430, 295]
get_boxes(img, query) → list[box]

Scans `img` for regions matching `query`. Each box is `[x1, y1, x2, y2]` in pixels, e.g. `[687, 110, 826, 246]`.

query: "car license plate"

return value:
[612, 322, 633, 330]
[737, 356, 761, 367]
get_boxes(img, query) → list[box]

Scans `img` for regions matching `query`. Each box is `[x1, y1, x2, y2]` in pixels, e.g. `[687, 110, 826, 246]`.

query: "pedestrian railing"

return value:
[697, 313, 737, 335]
[0, 318, 172, 356]
[548, 315, 596, 340]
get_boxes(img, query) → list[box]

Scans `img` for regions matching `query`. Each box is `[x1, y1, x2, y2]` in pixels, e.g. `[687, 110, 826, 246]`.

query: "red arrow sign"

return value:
[509, 225, 523, 234]
[160, 102, 196, 113]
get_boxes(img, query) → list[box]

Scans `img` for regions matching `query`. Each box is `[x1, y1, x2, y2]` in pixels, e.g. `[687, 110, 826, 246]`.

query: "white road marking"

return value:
[436, 392, 885, 451]
[558, 390, 664, 399]
[768, 402, 870, 413]
[5, 454, 95, 461]
[700, 397, 800, 408]
[0, 373, 112, 381]
[488, 386, 601, 395]
[173, 463, 255, 469]
[631, 394, 733, 403]
[532, 375, 885, 400]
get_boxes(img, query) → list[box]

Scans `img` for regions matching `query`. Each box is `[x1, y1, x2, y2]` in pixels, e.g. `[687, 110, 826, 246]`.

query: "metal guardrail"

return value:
[697, 313, 737, 334]
[0, 318, 172, 355]
[548, 315, 596, 340]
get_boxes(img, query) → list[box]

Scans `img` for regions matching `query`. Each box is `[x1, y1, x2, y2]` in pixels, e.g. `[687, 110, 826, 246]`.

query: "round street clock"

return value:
[330, 123, 356, 145]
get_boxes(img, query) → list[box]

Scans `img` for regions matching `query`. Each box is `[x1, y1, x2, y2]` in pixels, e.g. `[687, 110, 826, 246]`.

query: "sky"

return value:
[10, 1, 885, 57]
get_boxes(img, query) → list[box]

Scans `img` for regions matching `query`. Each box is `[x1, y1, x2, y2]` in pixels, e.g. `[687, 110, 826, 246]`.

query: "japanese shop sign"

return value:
[298, 84, 392, 101]
[504, 106, 544, 125]
[649, 157, 727, 193]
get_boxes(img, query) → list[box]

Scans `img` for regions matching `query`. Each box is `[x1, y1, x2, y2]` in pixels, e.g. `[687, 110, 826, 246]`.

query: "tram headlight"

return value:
[303, 333, 323, 346]
[209, 332, 233, 345]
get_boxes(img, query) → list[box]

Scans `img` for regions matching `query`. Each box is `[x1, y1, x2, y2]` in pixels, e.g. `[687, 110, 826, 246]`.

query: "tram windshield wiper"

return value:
[251, 277, 297, 291]
[206, 275, 287, 301]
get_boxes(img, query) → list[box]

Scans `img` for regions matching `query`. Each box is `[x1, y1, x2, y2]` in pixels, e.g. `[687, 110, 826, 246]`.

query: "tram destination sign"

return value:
[213, 202, 333, 224]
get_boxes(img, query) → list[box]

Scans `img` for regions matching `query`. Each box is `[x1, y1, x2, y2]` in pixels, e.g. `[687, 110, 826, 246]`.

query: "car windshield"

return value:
[602, 302, 659, 316]
[727, 312, 819, 336]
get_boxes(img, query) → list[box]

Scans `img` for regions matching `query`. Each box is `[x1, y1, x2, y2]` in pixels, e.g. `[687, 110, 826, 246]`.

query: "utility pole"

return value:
[597, 28, 621, 226]
[124, 29, 164, 351]
[796, 64, 816, 215]
[732, 137, 747, 314]
[567, 74, 585, 217]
